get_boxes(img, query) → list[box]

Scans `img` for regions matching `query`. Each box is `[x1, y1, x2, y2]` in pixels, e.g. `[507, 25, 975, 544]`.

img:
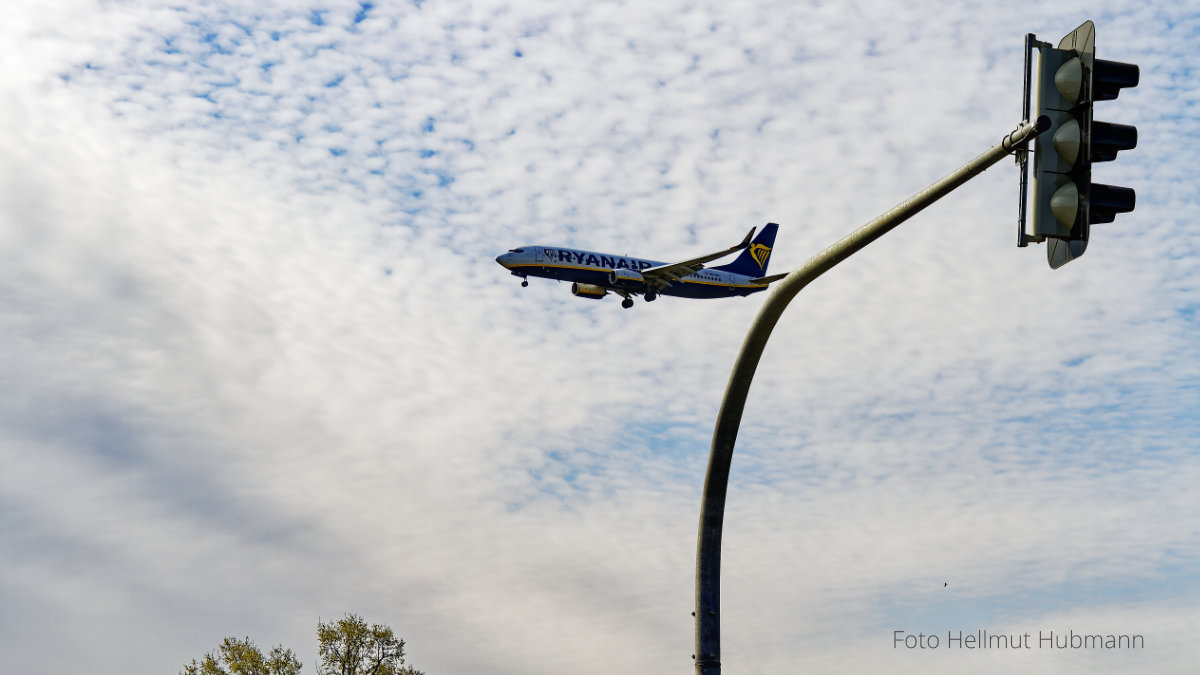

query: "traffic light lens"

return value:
[1051, 181, 1080, 228]
[1053, 119, 1081, 166]
[1055, 57, 1084, 103]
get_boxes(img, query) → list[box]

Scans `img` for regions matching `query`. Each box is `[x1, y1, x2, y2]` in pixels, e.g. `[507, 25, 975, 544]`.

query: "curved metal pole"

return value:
[693, 117, 1048, 674]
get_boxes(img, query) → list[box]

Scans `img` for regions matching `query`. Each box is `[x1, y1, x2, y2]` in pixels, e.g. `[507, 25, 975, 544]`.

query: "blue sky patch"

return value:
[354, 3, 374, 24]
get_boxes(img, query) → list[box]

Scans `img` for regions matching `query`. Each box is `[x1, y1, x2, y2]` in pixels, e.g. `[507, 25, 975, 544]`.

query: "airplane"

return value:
[495, 223, 787, 308]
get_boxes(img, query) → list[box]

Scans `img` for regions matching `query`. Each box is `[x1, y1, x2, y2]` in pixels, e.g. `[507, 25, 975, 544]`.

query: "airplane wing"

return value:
[640, 227, 756, 290]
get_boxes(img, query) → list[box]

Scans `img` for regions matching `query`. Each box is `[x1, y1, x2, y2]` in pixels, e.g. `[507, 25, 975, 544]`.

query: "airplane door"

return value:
[535, 248, 544, 262]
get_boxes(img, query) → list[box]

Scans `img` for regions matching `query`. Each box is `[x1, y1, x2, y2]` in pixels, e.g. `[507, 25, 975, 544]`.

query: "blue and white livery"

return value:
[496, 224, 786, 308]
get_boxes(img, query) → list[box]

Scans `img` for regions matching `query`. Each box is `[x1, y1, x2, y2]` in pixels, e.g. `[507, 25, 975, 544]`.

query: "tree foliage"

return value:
[317, 614, 423, 675]
[182, 615, 422, 675]
[181, 636, 302, 675]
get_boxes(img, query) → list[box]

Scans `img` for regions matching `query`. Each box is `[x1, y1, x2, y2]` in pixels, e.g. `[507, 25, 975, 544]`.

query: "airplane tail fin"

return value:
[713, 223, 778, 277]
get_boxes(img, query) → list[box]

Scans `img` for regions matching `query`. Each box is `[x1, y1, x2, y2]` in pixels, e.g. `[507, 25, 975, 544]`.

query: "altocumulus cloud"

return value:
[1, 1, 1198, 673]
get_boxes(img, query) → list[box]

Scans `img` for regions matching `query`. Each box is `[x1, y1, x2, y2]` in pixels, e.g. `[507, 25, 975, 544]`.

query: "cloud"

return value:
[1, 1, 1198, 673]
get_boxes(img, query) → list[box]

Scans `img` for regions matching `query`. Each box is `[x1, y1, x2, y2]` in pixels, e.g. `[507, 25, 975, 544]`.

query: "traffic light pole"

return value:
[693, 116, 1049, 674]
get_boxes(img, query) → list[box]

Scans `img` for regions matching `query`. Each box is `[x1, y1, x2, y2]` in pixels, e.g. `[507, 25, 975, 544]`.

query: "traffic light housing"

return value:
[1022, 21, 1139, 268]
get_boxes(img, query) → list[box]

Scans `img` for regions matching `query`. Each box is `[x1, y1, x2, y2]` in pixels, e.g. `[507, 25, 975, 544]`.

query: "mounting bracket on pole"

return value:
[1018, 32, 1057, 247]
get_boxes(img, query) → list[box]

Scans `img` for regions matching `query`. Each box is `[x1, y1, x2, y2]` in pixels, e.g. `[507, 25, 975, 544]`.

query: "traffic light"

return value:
[1022, 21, 1139, 268]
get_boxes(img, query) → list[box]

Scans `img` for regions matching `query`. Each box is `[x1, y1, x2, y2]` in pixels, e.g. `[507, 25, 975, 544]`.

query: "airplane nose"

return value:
[495, 253, 508, 267]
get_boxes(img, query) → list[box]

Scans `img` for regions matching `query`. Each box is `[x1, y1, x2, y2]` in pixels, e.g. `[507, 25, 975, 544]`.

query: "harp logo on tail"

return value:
[750, 244, 772, 270]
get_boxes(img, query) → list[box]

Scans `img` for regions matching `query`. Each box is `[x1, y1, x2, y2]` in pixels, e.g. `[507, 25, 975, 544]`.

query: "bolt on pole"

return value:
[693, 116, 1049, 674]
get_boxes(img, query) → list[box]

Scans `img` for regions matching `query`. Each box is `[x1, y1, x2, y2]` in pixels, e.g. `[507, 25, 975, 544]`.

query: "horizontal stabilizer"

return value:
[749, 272, 788, 285]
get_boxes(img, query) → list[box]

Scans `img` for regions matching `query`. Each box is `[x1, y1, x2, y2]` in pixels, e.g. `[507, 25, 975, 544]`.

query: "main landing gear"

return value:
[618, 291, 655, 309]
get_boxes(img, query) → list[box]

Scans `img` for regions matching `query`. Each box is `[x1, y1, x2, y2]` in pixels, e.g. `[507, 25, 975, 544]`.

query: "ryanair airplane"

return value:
[496, 223, 786, 308]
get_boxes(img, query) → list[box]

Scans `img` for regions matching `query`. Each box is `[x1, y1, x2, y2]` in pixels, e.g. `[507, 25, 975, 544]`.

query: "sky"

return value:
[1, 1, 1197, 673]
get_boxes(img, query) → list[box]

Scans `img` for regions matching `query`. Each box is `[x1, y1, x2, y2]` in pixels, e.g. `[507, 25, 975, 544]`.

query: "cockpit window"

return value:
[509, 248, 524, 253]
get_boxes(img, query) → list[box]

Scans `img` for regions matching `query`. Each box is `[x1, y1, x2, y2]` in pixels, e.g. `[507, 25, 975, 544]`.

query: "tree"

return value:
[181, 636, 302, 675]
[317, 614, 423, 675]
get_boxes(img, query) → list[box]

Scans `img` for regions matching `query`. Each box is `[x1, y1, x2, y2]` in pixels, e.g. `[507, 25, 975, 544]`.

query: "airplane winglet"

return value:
[739, 227, 756, 249]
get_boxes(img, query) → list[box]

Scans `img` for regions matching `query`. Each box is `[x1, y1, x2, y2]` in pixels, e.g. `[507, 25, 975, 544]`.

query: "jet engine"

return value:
[608, 268, 645, 289]
[571, 283, 608, 299]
